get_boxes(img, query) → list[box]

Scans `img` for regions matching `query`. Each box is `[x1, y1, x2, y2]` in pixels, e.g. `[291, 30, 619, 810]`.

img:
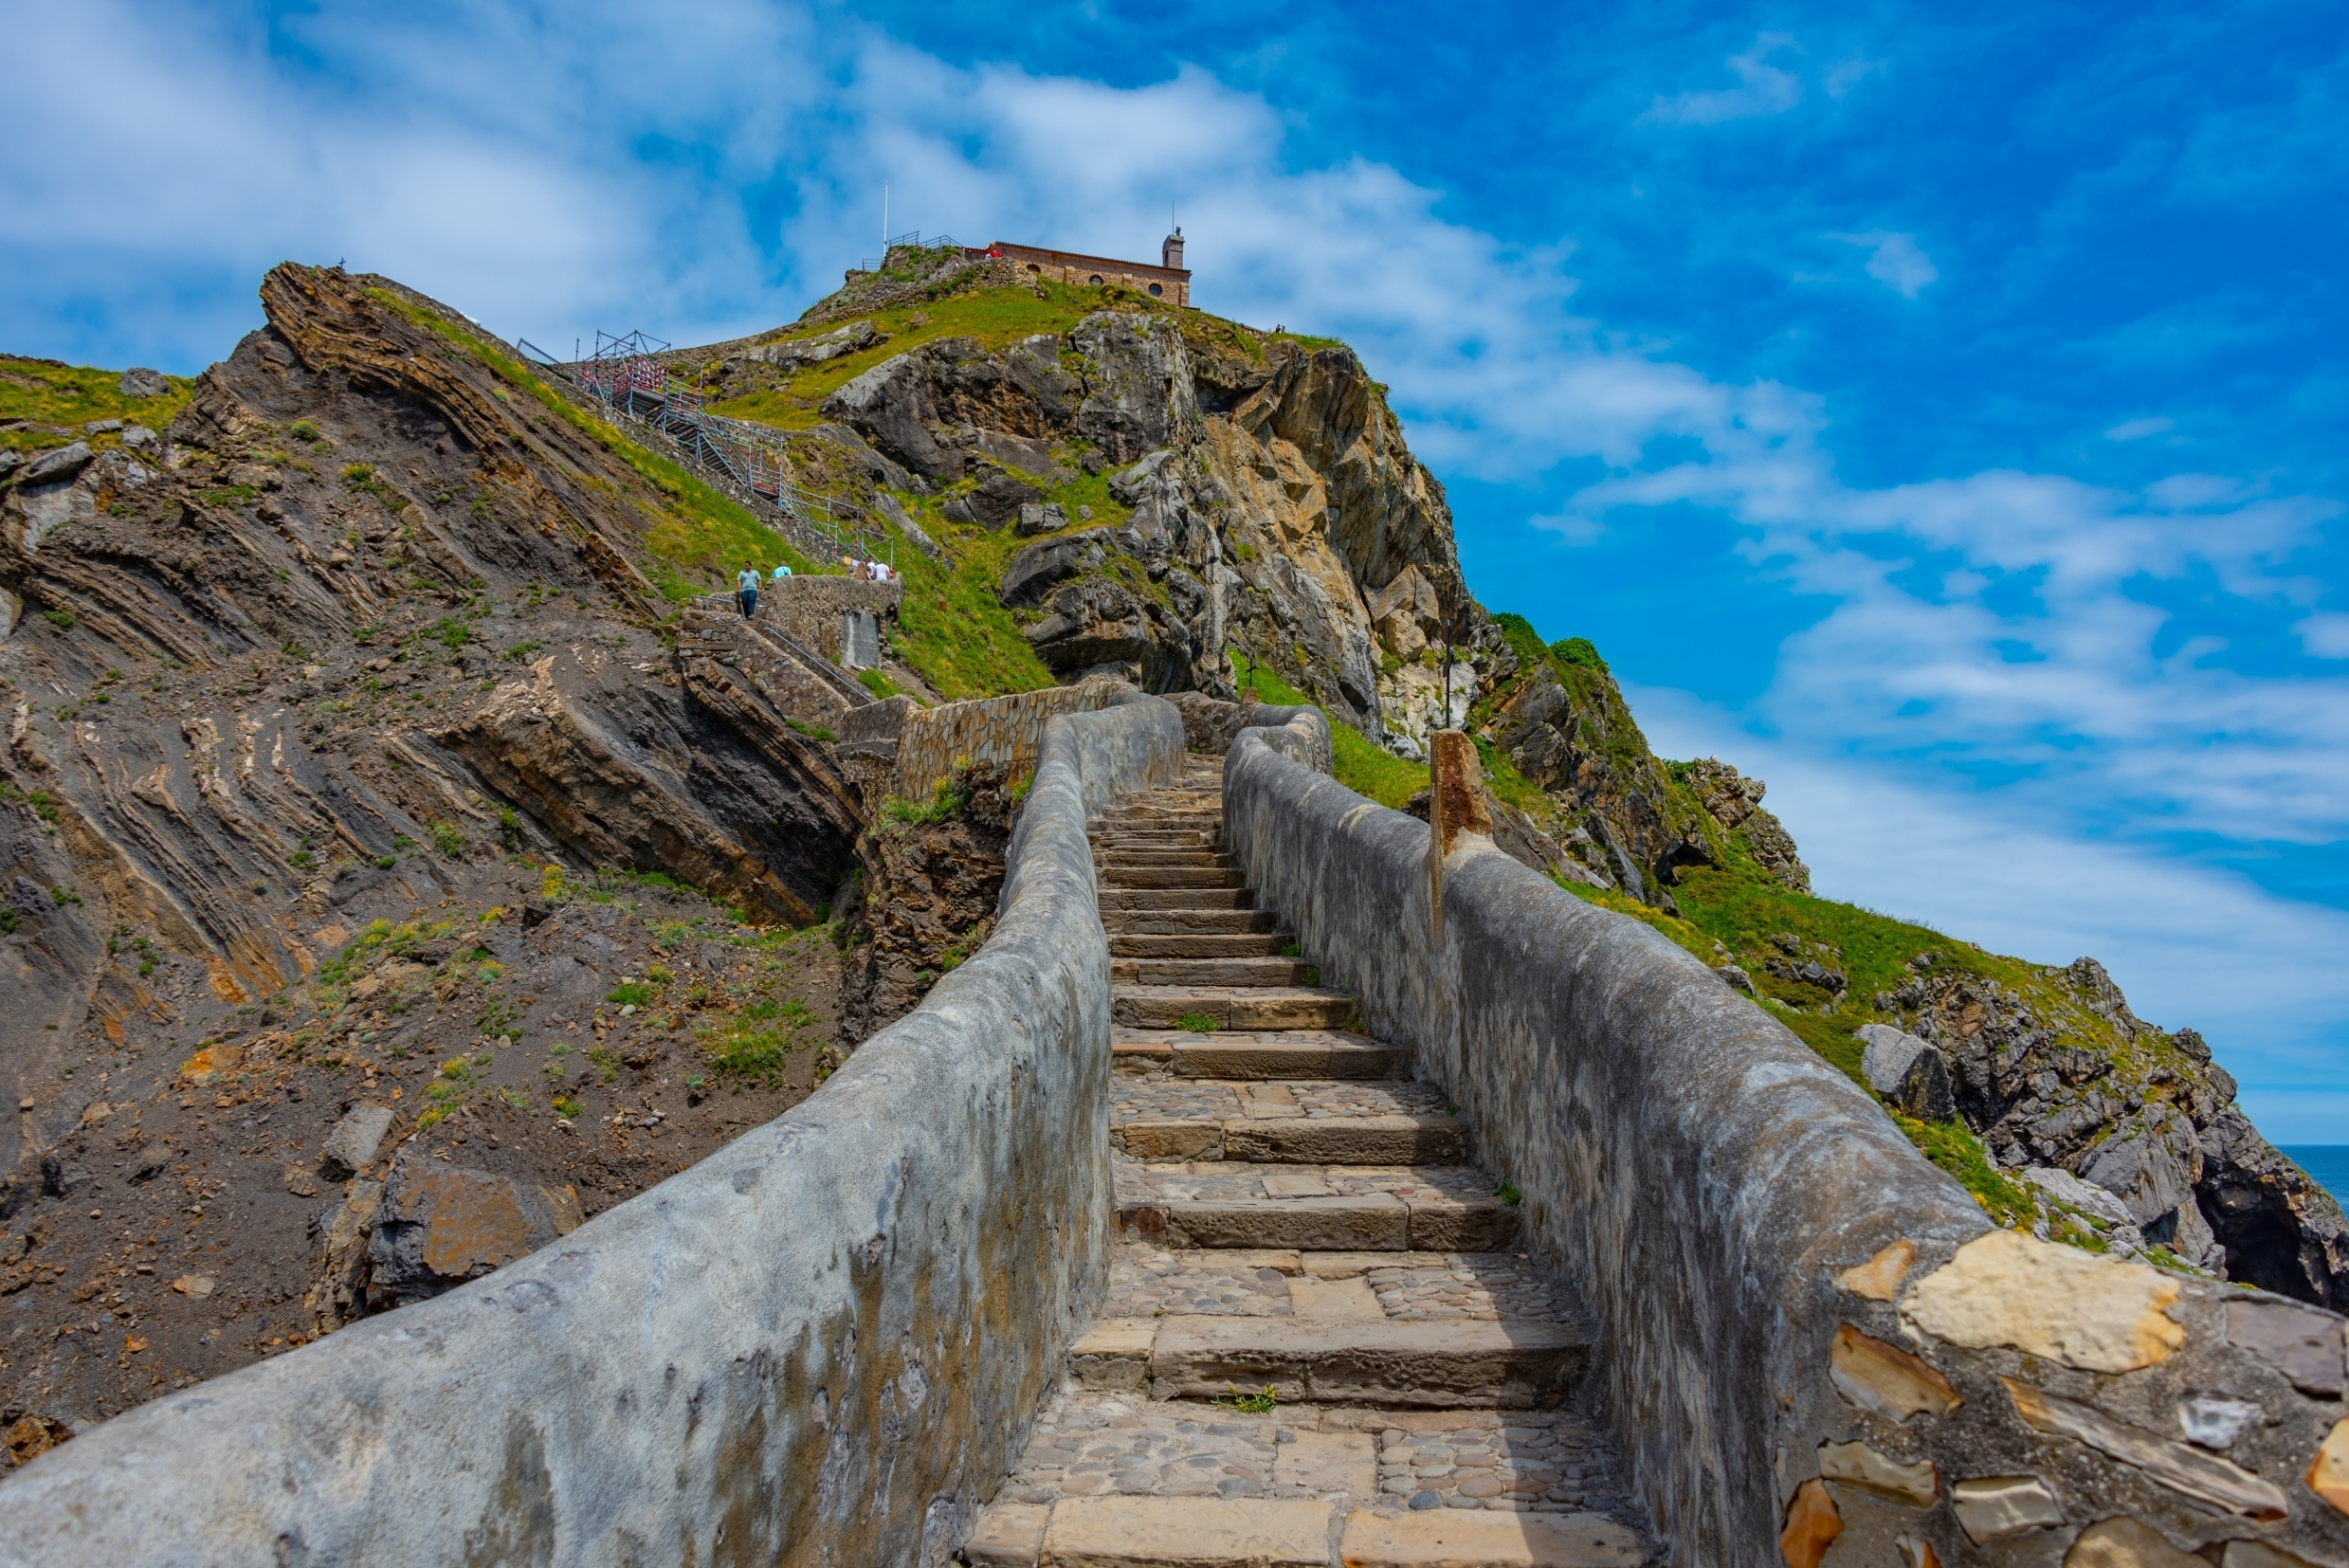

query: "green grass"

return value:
[884, 506, 1058, 699]
[0, 355, 193, 459]
[857, 666, 903, 700]
[1214, 1385, 1279, 1414]
[881, 776, 967, 827]
[1231, 649, 1429, 809]
[1550, 830, 2185, 1241]
[1178, 1012, 1218, 1033]
[363, 282, 818, 598]
[706, 279, 1160, 432]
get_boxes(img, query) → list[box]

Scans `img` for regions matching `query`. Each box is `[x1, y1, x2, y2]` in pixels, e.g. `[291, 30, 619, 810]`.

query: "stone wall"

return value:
[887, 680, 1138, 802]
[1223, 715, 2349, 1568]
[0, 697, 1187, 1566]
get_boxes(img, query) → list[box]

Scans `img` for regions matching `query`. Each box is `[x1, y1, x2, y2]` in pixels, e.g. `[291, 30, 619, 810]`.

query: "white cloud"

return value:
[1527, 513, 1606, 546]
[1823, 56, 1886, 99]
[2294, 614, 2349, 659]
[2105, 415, 2176, 441]
[1643, 35, 1805, 126]
[1830, 230, 1939, 298]
[1630, 684, 2349, 1144]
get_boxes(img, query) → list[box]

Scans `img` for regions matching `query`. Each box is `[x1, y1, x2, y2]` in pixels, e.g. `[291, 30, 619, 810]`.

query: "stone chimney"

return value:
[1161, 228, 1186, 271]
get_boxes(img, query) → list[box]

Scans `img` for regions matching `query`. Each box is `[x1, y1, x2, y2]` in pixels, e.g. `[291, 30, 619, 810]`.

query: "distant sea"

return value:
[2282, 1148, 2349, 1208]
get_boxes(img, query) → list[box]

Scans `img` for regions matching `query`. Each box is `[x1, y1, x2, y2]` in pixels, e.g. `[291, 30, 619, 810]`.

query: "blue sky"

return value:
[9, 1, 2348, 1139]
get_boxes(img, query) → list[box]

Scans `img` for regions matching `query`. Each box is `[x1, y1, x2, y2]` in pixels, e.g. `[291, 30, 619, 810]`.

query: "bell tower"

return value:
[1161, 228, 1185, 271]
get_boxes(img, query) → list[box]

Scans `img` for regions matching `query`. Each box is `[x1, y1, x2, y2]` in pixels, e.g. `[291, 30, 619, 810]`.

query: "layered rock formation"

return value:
[0, 266, 868, 1432]
[1868, 956, 2349, 1306]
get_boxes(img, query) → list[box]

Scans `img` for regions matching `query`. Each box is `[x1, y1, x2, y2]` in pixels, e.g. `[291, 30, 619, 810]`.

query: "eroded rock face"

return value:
[837, 763, 1020, 1044]
[368, 1152, 583, 1305]
[0, 279, 882, 1434]
[1875, 952, 2349, 1306]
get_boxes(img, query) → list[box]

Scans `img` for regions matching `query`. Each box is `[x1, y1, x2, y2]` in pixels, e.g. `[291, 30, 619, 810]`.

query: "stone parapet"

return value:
[888, 679, 1138, 803]
[1221, 722, 2349, 1568]
[0, 698, 1187, 1566]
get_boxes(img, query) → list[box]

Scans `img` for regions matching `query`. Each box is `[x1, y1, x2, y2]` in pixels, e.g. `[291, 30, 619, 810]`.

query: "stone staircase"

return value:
[676, 601, 873, 729]
[963, 758, 1650, 1568]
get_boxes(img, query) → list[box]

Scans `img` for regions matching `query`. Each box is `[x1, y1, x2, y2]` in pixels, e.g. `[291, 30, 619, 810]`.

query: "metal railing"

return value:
[512, 334, 897, 570]
[855, 232, 968, 273]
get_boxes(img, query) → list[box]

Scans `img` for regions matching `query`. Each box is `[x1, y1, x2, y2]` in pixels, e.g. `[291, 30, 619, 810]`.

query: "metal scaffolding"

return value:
[516, 332, 895, 569]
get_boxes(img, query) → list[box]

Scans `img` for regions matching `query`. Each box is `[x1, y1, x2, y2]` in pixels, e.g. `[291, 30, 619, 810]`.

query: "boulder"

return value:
[2080, 1123, 2194, 1228]
[1854, 1025, 1956, 1121]
[321, 1101, 396, 1177]
[39, 1156, 93, 1198]
[745, 319, 882, 370]
[1107, 449, 1176, 506]
[1015, 501, 1068, 537]
[119, 425, 158, 454]
[118, 367, 170, 398]
[368, 1153, 583, 1304]
[999, 527, 1112, 608]
[944, 467, 1043, 528]
[19, 443, 93, 486]
[2020, 1166, 2136, 1228]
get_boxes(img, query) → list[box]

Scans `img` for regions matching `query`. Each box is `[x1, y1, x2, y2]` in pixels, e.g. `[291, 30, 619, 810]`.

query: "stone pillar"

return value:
[1426, 730, 1492, 941]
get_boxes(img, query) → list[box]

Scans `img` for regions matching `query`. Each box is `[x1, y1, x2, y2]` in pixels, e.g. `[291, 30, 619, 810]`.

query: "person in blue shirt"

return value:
[770, 562, 792, 584]
[736, 562, 761, 619]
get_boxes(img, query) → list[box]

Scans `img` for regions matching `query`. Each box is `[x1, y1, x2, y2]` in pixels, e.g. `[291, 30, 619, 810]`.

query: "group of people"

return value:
[732, 553, 896, 618]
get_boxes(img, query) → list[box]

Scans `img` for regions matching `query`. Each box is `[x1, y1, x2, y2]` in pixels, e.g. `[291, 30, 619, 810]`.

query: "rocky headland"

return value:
[1, 245, 2339, 1462]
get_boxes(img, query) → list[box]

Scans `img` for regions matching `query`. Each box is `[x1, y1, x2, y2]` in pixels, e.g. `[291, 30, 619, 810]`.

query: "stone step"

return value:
[966, 1390, 1645, 1565]
[1101, 849, 1240, 869]
[1072, 1316, 1589, 1410]
[1115, 1115, 1463, 1164]
[1100, 888, 1256, 912]
[1118, 1195, 1521, 1253]
[1113, 1032, 1407, 1080]
[1110, 957, 1318, 987]
[1109, 933, 1292, 958]
[1111, 1080, 1460, 1164]
[1100, 866, 1249, 890]
[1089, 830, 1221, 849]
[1101, 1247, 1579, 1336]
[1102, 909, 1280, 936]
[1115, 985, 1354, 1030]
[965, 1497, 1642, 1568]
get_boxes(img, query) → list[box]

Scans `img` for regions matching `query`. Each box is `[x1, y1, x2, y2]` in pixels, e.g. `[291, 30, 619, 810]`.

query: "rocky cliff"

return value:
[0, 266, 869, 1441]
[2, 246, 2343, 1458]
[701, 249, 2345, 1308]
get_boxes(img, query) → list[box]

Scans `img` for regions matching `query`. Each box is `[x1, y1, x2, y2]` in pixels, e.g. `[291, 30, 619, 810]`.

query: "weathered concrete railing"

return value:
[0, 694, 1186, 1565]
[1226, 720, 2349, 1568]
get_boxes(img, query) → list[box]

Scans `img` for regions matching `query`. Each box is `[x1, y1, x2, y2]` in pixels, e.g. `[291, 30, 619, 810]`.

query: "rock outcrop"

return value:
[0, 266, 872, 1428]
[1875, 952, 2349, 1304]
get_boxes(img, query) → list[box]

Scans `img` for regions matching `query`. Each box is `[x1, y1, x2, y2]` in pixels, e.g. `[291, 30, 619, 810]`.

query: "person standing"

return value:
[736, 561, 761, 619]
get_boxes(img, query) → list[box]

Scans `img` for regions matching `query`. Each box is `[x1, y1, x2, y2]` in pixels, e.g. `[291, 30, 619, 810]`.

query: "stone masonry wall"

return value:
[0, 697, 1187, 1566]
[889, 679, 1137, 802]
[1224, 714, 2349, 1568]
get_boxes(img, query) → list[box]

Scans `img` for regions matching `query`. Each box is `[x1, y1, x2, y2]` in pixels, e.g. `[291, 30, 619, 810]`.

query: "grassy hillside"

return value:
[2, 354, 194, 457]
